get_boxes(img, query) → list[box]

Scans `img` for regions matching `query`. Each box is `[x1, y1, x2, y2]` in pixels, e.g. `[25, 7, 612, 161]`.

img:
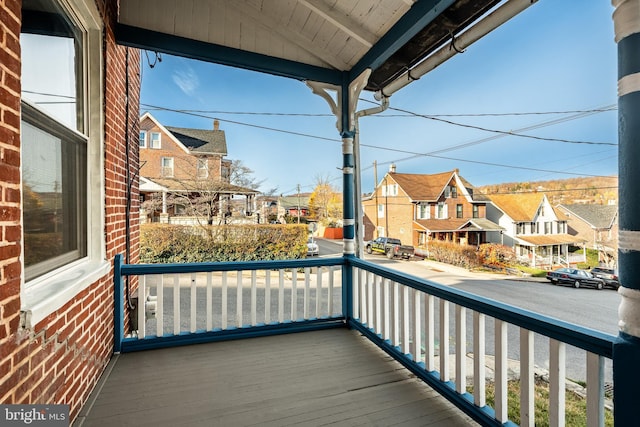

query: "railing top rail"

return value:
[348, 257, 615, 358]
[118, 256, 345, 276]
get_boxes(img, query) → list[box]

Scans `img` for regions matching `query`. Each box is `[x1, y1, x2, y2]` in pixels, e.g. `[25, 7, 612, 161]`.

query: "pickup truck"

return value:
[365, 237, 414, 259]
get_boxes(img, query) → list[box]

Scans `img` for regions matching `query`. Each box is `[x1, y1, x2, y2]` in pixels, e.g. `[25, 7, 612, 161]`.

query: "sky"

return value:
[139, 1, 618, 197]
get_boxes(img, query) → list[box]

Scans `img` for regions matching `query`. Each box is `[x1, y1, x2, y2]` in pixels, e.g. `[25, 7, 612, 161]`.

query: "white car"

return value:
[306, 237, 319, 256]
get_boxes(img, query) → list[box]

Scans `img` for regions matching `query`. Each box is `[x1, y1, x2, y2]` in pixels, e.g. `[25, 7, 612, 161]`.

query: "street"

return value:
[315, 238, 619, 383]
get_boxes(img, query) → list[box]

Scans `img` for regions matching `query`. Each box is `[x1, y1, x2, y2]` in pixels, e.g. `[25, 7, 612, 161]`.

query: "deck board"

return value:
[75, 329, 478, 426]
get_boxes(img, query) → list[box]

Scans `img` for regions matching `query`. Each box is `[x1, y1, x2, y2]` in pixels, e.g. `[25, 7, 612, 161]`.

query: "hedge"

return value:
[140, 223, 308, 263]
[427, 241, 516, 270]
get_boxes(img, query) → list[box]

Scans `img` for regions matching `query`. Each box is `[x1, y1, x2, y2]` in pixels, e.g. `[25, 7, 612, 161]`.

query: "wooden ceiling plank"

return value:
[226, 1, 352, 70]
[298, 0, 376, 48]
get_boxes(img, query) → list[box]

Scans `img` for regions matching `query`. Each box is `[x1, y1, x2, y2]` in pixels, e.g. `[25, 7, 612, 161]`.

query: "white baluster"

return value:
[455, 305, 466, 393]
[520, 329, 534, 427]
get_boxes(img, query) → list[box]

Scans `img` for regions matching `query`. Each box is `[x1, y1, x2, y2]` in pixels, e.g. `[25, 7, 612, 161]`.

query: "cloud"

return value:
[172, 66, 199, 96]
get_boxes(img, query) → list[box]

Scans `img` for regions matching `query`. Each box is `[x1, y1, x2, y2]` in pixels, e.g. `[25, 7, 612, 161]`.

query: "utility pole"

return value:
[297, 184, 301, 224]
[373, 160, 379, 238]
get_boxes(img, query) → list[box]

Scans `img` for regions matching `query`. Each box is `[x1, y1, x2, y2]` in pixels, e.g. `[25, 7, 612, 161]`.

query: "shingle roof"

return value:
[389, 170, 488, 202]
[166, 126, 228, 155]
[559, 204, 618, 229]
[517, 233, 584, 246]
[489, 193, 544, 221]
[414, 217, 502, 232]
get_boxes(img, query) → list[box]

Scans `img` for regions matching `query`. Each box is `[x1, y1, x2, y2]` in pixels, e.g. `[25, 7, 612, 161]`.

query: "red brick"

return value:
[0, 243, 20, 260]
[0, 279, 20, 300]
[2, 108, 20, 130]
[0, 164, 19, 184]
[2, 295, 20, 321]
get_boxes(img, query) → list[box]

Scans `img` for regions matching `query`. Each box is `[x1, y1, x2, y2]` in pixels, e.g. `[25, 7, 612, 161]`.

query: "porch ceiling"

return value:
[116, 0, 504, 92]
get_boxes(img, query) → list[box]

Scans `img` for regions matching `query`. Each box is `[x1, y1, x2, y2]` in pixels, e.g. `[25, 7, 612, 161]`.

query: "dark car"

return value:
[546, 267, 605, 290]
[590, 267, 619, 289]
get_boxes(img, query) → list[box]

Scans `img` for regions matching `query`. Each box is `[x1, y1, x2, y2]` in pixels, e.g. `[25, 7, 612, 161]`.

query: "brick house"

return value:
[139, 112, 258, 225]
[362, 167, 502, 256]
[486, 193, 584, 268]
[556, 203, 618, 266]
[0, 0, 140, 420]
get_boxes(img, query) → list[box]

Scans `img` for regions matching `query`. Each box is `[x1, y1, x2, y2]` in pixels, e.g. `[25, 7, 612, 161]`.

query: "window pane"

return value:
[22, 113, 87, 280]
[21, 0, 82, 132]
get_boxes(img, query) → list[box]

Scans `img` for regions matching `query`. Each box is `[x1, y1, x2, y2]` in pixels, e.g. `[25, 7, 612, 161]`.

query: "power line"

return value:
[142, 103, 340, 143]
[141, 103, 616, 179]
[378, 103, 616, 146]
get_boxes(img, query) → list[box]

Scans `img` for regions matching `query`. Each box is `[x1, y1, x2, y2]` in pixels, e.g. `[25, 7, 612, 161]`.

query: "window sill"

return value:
[21, 259, 111, 329]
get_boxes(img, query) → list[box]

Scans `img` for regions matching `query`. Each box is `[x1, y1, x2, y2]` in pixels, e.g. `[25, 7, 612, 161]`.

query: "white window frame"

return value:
[162, 157, 174, 177]
[20, 0, 108, 328]
[197, 158, 208, 178]
[377, 204, 384, 218]
[139, 130, 147, 148]
[417, 203, 430, 220]
[150, 131, 161, 149]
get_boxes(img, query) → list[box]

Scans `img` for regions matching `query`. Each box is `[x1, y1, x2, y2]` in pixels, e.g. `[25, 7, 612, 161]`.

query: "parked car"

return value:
[306, 236, 319, 256]
[546, 267, 605, 290]
[590, 267, 619, 289]
[365, 237, 414, 259]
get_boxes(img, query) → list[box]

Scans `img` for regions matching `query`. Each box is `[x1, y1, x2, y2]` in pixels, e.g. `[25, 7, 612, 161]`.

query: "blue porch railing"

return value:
[114, 254, 616, 427]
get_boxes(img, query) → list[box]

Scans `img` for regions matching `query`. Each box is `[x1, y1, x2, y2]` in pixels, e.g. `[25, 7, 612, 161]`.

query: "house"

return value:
[557, 204, 618, 266]
[279, 193, 312, 219]
[362, 166, 502, 255]
[486, 193, 585, 268]
[139, 113, 259, 225]
[2, 0, 140, 418]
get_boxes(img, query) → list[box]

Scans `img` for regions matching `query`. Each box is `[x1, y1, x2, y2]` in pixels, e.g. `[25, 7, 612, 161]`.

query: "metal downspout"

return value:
[353, 97, 390, 257]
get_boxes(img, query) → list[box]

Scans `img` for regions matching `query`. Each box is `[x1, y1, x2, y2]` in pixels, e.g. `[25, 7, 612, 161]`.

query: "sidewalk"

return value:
[419, 258, 549, 284]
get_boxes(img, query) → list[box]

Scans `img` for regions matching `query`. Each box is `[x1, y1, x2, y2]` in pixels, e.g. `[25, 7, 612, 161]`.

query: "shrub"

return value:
[477, 243, 517, 268]
[427, 240, 480, 269]
[140, 223, 308, 263]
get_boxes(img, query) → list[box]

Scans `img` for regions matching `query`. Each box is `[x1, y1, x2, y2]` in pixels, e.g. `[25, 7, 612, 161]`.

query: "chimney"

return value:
[213, 119, 220, 131]
[389, 163, 396, 173]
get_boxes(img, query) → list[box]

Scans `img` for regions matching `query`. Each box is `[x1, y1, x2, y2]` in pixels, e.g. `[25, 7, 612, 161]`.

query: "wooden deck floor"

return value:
[75, 328, 478, 427]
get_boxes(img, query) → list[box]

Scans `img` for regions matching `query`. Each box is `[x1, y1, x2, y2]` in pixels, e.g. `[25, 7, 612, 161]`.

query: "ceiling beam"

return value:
[349, 0, 457, 81]
[115, 23, 343, 85]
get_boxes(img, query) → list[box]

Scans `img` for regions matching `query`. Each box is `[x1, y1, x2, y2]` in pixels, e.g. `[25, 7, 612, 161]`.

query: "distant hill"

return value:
[476, 176, 618, 206]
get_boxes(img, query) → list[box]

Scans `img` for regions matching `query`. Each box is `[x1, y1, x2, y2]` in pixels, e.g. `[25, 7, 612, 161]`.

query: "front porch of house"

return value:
[84, 254, 616, 426]
[76, 328, 476, 426]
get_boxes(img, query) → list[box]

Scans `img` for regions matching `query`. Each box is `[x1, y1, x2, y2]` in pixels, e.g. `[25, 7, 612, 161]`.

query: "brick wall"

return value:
[0, 0, 25, 401]
[0, 0, 140, 422]
[140, 116, 224, 181]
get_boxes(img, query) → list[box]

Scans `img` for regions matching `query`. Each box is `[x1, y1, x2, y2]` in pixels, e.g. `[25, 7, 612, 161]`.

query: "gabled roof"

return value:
[388, 170, 487, 203]
[280, 194, 312, 210]
[165, 126, 228, 155]
[558, 204, 618, 229]
[140, 112, 228, 155]
[489, 193, 545, 221]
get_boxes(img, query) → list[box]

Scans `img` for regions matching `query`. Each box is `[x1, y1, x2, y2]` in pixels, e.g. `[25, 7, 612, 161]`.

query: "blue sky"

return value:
[140, 1, 617, 196]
